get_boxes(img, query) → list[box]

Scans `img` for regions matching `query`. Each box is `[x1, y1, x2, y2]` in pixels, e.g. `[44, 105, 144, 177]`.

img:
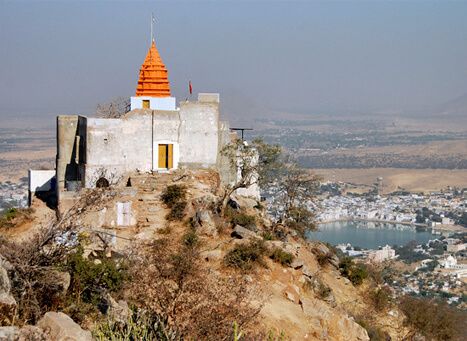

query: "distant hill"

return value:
[434, 92, 467, 117]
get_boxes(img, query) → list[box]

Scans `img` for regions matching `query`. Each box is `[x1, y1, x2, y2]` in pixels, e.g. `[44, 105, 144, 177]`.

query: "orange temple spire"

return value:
[135, 41, 171, 97]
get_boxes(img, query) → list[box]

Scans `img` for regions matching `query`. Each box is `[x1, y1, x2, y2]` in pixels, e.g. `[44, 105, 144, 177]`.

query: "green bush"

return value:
[270, 248, 294, 267]
[93, 310, 176, 340]
[317, 283, 332, 299]
[166, 201, 187, 221]
[67, 246, 129, 306]
[224, 240, 268, 271]
[162, 185, 186, 208]
[5, 208, 17, 221]
[339, 257, 368, 286]
[225, 207, 256, 228]
[262, 232, 275, 241]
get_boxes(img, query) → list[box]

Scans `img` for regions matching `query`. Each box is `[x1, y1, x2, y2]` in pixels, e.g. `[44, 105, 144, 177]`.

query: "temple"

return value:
[29, 39, 239, 210]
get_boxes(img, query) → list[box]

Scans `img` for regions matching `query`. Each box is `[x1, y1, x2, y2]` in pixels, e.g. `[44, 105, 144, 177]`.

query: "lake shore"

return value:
[318, 218, 467, 233]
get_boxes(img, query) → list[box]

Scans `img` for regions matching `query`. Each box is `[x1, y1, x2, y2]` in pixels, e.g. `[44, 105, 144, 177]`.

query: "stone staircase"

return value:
[131, 172, 178, 232]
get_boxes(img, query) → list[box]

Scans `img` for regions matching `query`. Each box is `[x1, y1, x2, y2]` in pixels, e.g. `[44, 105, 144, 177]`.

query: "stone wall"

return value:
[84, 113, 152, 188]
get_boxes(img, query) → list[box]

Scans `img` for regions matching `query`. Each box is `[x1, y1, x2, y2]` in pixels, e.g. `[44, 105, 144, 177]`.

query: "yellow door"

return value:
[158, 144, 166, 168]
[143, 100, 150, 109]
[158, 144, 174, 168]
[168, 144, 173, 168]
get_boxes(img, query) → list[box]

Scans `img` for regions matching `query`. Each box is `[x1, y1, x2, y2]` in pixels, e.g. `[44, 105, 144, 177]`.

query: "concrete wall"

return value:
[178, 101, 220, 168]
[152, 110, 181, 170]
[56, 116, 79, 192]
[84, 112, 152, 188]
[29, 169, 56, 204]
[130, 96, 176, 111]
[29, 170, 56, 193]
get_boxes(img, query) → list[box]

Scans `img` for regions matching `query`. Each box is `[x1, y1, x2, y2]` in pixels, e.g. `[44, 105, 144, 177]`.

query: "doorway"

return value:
[158, 144, 173, 169]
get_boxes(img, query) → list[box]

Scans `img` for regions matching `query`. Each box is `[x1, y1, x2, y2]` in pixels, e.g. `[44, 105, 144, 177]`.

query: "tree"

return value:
[220, 138, 282, 212]
[95, 96, 130, 118]
[277, 162, 321, 236]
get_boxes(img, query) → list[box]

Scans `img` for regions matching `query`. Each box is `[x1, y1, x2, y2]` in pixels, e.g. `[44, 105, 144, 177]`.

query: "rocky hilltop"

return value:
[0, 169, 410, 340]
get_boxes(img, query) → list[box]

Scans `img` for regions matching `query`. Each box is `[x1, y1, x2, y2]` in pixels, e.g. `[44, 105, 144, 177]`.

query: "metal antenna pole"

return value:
[151, 12, 155, 44]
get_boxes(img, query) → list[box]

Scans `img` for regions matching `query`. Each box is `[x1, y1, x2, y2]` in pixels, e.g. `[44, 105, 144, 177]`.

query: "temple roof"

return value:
[135, 41, 171, 97]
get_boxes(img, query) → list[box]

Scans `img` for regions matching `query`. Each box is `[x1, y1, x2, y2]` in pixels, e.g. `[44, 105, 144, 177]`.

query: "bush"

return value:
[67, 246, 129, 306]
[262, 232, 275, 241]
[316, 283, 332, 299]
[225, 207, 256, 228]
[93, 309, 176, 340]
[270, 248, 294, 267]
[161, 185, 186, 208]
[339, 257, 368, 286]
[284, 206, 316, 237]
[128, 237, 262, 339]
[166, 201, 187, 221]
[224, 240, 268, 271]
[400, 296, 467, 340]
[356, 318, 391, 341]
[369, 288, 392, 312]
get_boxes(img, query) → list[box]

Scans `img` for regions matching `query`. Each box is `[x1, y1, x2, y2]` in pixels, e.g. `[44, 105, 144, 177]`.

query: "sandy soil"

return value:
[314, 168, 467, 194]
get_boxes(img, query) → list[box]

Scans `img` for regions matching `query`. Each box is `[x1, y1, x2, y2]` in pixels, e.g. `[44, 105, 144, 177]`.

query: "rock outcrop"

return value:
[37, 312, 92, 341]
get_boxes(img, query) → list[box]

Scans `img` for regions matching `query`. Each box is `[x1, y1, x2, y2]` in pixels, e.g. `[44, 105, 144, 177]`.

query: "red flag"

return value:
[189, 79, 192, 95]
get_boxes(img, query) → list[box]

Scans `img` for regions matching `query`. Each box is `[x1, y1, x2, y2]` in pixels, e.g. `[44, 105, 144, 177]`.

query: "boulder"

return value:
[231, 225, 257, 239]
[204, 250, 223, 262]
[284, 291, 296, 302]
[0, 262, 16, 325]
[38, 270, 71, 296]
[106, 296, 130, 324]
[329, 255, 340, 269]
[230, 195, 258, 211]
[291, 258, 304, 269]
[18, 325, 51, 341]
[37, 312, 93, 341]
[299, 298, 369, 340]
[302, 265, 313, 278]
[195, 210, 217, 237]
[0, 327, 19, 341]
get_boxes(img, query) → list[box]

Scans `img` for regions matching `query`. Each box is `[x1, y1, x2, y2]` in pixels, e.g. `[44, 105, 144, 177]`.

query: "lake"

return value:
[308, 220, 442, 249]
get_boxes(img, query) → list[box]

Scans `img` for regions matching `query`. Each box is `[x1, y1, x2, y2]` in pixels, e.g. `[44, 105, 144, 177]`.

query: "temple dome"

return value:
[135, 41, 171, 97]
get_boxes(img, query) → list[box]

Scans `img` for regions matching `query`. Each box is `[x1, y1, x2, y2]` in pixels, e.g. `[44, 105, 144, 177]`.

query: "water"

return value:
[308, 220, 440, 249]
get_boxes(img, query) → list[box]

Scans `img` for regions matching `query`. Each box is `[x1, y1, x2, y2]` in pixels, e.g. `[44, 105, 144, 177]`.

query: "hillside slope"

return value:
[1, 169, 410, 340]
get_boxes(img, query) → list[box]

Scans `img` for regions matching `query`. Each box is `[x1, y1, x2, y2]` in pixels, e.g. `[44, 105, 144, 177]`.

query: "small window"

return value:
[142, 100, 150, 109]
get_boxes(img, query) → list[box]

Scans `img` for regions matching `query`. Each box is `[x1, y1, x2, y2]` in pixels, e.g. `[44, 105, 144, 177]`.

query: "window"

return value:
[142, 100, 150, 109]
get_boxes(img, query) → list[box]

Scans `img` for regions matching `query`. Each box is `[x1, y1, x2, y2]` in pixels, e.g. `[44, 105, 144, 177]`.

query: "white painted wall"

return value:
[131, 96, 177, 111]
[29, 170, 56, 192]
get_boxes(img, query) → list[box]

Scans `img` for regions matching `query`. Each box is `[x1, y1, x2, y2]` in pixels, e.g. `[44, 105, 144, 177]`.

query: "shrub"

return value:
[67, 246, 129, 306]
[128, 237, 262, 339]
[316, 283, 332, 299]
[161, 185, 186, 208]
[224, 240, 268, 271]
[262, 232, 275, 241]
[225, 207, 256, 228]
[356, 318, 391, 341]
[339, 257, 368, 286]
[166, 201, 187, 221]
[284, 206, 316, 237]
[369, 287, 392, 312]
[270, 248, 294, 267]
[400, 296, 466, 340]
[93, 309, 176, 340]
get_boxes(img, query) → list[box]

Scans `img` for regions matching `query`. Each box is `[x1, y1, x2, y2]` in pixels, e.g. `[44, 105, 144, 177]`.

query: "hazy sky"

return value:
[1, 0, 467, 117]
